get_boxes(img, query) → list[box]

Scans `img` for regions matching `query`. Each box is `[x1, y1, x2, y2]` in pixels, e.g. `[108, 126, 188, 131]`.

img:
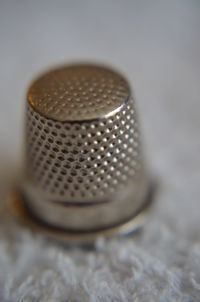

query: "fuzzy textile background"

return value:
[0, 1, 200, 301]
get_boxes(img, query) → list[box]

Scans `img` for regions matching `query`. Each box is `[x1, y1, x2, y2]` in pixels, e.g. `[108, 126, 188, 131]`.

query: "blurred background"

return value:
[0, 1, 200, 300]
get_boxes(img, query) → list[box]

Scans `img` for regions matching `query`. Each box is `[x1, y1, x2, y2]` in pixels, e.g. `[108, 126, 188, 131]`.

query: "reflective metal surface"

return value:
[17, 64, 152, 234]
[28, 64, 130, 121]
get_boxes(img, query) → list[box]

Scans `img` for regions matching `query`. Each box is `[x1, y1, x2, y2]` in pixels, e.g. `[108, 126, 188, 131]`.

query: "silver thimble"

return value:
[10, 64, 153, 239]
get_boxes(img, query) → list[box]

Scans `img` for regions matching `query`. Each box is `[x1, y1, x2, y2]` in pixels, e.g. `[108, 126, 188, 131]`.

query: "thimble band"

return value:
[8, 184, 154, 241]
[21, 170, 149, 231]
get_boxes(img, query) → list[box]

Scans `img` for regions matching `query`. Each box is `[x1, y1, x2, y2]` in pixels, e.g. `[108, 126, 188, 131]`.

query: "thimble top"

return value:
[28, 64, 130, 122]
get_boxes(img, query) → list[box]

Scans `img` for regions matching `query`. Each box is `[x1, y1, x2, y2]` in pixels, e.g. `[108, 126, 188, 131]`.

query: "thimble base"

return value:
[8, 183, 155, 242]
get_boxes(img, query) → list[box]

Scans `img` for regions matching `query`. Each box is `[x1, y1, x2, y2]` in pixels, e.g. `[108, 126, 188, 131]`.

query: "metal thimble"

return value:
[10, 64, 153, 240]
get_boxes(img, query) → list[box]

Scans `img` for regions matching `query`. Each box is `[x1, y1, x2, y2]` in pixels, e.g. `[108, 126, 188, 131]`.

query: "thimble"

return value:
[10, 64, 153, 239]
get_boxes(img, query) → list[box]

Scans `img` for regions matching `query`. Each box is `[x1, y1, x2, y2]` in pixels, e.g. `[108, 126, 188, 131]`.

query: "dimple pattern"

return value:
[25, 99, 141, 203]
[28, 65, 130, 122]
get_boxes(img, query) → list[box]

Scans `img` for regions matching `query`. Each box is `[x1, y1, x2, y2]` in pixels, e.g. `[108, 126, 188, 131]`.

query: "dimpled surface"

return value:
[28, 65, 130, 122]
[25, 98, 141, 202]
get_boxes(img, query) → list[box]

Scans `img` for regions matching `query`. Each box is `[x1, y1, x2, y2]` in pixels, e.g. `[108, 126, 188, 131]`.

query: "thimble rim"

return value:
[8, 182, 155, 242]
[27, 63, 131, 122]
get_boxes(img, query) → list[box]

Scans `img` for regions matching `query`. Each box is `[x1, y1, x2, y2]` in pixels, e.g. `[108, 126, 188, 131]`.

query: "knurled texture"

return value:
[25, 97, 141, 203]
[28, 65, 130, 122]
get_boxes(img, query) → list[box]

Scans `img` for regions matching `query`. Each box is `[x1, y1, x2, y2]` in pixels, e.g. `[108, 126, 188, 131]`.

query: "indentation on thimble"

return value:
[25, 99, 141, 203]
[28, 64, 130, 122]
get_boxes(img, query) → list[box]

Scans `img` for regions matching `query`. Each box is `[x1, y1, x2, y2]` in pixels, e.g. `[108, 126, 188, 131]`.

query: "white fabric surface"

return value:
[0, 1, 200, 301]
